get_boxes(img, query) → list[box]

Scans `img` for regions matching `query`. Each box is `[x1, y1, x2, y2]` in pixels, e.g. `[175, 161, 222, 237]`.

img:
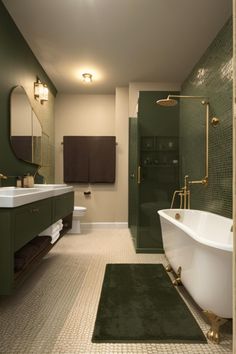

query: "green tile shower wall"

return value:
[0, 1, 56, 183]
[180, 18, 232, 218]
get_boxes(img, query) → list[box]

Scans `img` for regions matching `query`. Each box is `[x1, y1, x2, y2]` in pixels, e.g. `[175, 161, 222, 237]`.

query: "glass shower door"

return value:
[128, 118, 139, 248]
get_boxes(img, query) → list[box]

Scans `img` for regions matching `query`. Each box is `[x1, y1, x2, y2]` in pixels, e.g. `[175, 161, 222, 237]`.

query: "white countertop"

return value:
[0, 185, 74, 208]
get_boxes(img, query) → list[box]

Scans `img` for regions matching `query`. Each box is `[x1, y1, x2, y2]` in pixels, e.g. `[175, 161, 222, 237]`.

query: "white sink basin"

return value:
[34, 184, 73, 196]
[34, 184, 68, 189]
[0, 187, 40, 196]
[0, 185, 73, 208]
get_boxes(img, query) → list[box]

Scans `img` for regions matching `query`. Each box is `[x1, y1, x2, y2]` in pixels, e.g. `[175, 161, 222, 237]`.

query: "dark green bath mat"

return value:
[92, 264, 206, 343]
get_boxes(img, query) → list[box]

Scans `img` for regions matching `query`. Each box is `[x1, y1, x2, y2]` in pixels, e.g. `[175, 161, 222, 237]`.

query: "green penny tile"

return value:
[180, 18, 233, 218]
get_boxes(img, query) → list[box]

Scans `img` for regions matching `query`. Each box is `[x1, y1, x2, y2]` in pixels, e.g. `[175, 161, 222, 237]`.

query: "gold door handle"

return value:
[137, 166, 141, 184]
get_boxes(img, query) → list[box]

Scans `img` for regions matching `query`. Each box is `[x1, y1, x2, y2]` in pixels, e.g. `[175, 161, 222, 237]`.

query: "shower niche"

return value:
[129, 91, 179, 253]
[141, 136, 178, 167]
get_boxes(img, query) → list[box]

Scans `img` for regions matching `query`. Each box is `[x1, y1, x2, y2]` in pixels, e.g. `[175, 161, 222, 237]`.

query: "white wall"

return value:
[115, 87, 129, 221]
[55, 93, 129, 222]
[55, 84, 181, 223]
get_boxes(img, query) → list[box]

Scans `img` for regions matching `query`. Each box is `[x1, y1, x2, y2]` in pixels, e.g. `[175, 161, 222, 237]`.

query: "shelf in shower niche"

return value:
[141, 136, 156, 151]
[142, 163, 179, 168]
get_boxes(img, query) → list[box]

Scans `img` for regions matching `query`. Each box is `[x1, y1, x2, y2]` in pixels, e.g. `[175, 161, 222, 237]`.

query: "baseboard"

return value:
[135, 247, 164, 254]
[81, 222, 128, 230]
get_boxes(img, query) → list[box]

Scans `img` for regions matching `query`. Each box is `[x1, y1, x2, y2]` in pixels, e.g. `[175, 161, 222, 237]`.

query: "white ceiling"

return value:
[3, 0, 232, 94]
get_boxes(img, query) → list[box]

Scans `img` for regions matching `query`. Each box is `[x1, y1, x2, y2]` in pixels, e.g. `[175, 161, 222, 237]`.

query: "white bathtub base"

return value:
[165, 256, 229, 344]
[158, 209, 232, 320]
[158, 208, 232, 343]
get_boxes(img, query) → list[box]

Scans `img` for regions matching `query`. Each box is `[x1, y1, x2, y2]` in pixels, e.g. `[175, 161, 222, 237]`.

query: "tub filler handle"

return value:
[172, 266, 182, 286]
[165, 264, 172, 272]
[164, 261, 182, 286]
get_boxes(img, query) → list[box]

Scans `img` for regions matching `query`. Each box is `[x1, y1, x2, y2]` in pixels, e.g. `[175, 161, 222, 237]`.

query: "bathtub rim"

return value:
[158, 208, 232, 252]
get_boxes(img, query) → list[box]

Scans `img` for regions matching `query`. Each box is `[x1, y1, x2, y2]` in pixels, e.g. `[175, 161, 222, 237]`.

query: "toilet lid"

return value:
[74, 206, 87, 211]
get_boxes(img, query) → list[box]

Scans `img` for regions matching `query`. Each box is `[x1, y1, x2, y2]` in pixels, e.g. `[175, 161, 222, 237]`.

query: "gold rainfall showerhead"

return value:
[156, 95, 209, 107]
[156, 97, 178, 107]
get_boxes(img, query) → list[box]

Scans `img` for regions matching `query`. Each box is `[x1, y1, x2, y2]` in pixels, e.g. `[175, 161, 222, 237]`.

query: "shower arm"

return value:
[167, 95, 208, 101]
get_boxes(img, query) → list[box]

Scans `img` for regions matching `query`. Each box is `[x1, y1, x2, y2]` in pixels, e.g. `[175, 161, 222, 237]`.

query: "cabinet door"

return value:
[14, 198, 52, 251]
[128, 118, 140, 247]
[53, 192, 74, 222]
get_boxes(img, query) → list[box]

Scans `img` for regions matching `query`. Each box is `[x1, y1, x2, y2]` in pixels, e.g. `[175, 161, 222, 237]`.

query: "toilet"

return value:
[69, 206, 87, 234]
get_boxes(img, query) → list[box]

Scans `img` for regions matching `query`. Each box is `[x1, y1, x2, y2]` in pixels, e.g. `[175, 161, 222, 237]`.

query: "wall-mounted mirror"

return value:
[10, 86, 49, 166]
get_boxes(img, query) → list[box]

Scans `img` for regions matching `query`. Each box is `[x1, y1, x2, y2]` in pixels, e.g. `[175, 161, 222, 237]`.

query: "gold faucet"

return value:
[171, 175, 190, 209]
[171, 174, 208, 209]
[0, 173, 7, 187]
[0, 173, 7, 180]
[182, 175, 190, 209]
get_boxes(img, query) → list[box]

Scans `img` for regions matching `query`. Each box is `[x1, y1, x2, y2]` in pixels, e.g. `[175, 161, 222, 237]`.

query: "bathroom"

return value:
[0, 0, 235, 353]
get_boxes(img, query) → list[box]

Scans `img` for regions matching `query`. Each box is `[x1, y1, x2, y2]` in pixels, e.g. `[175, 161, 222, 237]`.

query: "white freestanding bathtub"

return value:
[158, 209, 233, 319]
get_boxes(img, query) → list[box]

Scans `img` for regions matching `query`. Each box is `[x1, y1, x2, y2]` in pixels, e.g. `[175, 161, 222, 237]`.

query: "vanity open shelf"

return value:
[0, 187, 74, 295]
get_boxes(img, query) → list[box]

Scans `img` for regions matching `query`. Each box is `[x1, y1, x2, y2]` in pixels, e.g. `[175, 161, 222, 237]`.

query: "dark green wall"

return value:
[0, 1, 57, 185]
[180, 18, 232, 218]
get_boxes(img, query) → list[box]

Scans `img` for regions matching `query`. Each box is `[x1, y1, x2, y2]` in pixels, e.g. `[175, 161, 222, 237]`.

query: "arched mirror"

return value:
[10, 86, 48, 166]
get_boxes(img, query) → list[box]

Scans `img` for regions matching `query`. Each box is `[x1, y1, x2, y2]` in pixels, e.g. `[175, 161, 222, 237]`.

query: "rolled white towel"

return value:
[50, 231, 60, 244]
[57, 219, 63, 226]
[57, 220, 63, 231]
[39, 223, 60, 237]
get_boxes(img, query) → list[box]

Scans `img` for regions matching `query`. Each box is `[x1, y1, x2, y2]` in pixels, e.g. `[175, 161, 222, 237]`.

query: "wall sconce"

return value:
[41, 84, 49, 103]
[34, 79, 49, 103]
[82, 73, 93, 83]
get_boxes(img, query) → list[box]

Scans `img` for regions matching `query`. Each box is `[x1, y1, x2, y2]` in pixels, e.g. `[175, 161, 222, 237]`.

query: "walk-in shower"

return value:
[156, 94, 218, 208]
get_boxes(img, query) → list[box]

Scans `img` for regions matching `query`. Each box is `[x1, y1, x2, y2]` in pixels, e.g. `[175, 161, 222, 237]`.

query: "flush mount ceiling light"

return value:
[82, 73, 93, 83]
[34, 79, 48, 104]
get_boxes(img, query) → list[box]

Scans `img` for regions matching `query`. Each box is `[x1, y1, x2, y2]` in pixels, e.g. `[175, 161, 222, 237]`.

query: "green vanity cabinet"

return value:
[14, 198, 53, 251]
[0, 191, 74, 295]
[53, 192, 74, 222]
[128, 91, 179, 253]
[0, 210, 14, 295]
